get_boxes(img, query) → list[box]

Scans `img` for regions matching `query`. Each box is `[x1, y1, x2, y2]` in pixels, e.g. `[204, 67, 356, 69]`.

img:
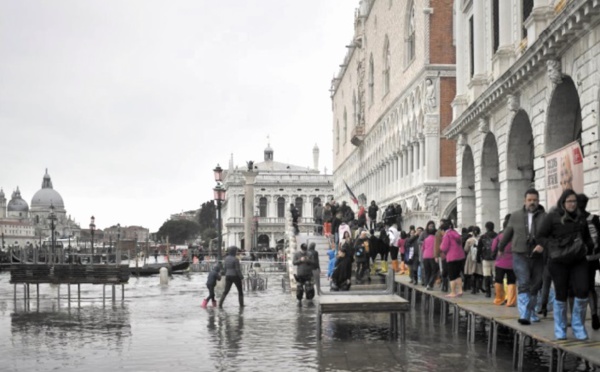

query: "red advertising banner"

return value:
[545, 141, 584, 207]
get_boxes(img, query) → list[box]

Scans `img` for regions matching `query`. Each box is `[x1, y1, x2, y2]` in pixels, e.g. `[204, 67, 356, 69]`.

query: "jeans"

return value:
[512, 252, 544, 295]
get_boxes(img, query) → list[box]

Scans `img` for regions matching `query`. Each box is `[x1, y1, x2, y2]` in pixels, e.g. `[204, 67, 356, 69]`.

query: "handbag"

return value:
[548, 233, 587, 264]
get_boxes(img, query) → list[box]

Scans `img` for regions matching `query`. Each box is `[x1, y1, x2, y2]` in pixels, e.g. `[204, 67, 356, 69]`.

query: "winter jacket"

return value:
[536, 209, 594, 259]
[368, 204, 379, 219]
[206, 265, 222, 287]
[499, 205, 546, 255]
[293, 249, 314, 277]
[492, 233, 512, 270]
[440, 228, 465, 263]
[308, 246, 320, 270]
[422, 234, 436, 259]
[327, 249, 337, 278]
[223, 250, 244, 279]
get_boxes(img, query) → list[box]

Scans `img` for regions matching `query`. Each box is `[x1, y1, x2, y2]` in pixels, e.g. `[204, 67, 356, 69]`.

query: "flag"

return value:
[344, 180, 359, 205]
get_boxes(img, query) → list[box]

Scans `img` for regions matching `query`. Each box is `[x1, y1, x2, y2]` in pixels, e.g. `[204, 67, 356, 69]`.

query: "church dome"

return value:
[31, 170, 65, 210]
[7, 188, 29, 212]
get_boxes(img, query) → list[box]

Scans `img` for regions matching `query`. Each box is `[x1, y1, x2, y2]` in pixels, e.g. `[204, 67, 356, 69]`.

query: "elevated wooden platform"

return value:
[10, 263, 130, 285]
[393, 273, 600, 371]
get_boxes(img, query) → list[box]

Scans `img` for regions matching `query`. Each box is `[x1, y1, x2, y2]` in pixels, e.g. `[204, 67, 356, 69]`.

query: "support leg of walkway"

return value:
[411, 288, 416, 309]
[429, 295, 435, 321]
[512, 331, 519, 370]
[491, 321, 499, 356]
[518, 333, 526, 372]
[452, 305, 460, 334]
[112, 285, 116, 302]
[441, 301, 447, 325]
[57, 284, 60, 308]
[122, 284, 125, 301]
[77, 284, 81, 306]
[102, 285, 106, 308]
[400, 313, 406, 343]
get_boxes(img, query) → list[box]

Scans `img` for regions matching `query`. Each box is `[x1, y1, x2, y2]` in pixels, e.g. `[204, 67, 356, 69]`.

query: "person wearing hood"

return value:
[537, 189, 594, 340]
[331, 247, 353, 291]
[308, 242, 321, 286]
[219, 246, 244, 308]
[498, 188, 546, 325]
[202, 262, 222, 308]
[293, 243, 315, 305]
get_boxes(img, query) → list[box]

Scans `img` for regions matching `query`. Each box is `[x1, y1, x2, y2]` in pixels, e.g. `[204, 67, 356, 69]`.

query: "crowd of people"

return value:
[310, 188, 600, 341]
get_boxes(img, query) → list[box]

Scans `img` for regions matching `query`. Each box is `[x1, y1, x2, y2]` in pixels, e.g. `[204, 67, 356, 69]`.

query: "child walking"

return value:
[202, 263, 222, 308]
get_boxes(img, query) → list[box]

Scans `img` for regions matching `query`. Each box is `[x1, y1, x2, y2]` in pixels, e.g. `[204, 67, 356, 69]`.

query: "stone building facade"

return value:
[446, 0, 600, 227]
[332, 0, 457, 229]
[221, 145, 334, 250]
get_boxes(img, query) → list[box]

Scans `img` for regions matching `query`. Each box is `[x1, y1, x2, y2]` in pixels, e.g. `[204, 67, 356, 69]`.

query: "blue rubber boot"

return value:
[518, 293, 531, 325]
[554, 300, 567, 340]
[529, 295, 540, 323]
[572, 297, 589, 340]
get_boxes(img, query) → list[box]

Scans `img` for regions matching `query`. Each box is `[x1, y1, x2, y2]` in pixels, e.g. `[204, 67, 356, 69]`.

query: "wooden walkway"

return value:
[393, 273, 600, 372]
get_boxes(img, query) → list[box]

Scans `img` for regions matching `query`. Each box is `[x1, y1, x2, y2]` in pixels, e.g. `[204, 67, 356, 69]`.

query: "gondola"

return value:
[129, 260, 190, 276]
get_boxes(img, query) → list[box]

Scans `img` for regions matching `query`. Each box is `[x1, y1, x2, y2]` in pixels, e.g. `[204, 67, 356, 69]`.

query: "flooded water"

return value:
[0, 271, 561, 372]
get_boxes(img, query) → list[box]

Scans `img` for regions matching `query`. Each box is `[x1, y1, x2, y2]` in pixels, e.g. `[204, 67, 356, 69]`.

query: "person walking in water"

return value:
[219, 246, 244, 308]
[202, 263, 222, 308]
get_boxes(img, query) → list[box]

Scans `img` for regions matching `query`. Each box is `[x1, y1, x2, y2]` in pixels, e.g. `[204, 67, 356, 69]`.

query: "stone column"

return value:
[413, 142, 419, 172]
[243, 170, 257, 251]
[407, 145, 414, 175]
[473, 0, 485, 76]
[424, 114, 440, 181]
[419, 137, 425, 169]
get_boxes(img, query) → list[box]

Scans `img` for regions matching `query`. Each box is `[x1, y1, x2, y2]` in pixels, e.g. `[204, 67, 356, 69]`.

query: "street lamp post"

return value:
[213, 164, 226, 263]
[116, 223, 121, 264]
[47, 204, 57, 263]
[90, 216, 96, 260]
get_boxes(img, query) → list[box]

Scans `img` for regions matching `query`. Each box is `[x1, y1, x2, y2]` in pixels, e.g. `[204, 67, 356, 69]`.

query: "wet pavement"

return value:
[0, 271, 562, 371]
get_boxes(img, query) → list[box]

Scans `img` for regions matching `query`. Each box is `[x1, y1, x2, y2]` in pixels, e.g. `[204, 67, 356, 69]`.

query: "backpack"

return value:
[479, 235, 496, 261]
[469, 238, 478, 262]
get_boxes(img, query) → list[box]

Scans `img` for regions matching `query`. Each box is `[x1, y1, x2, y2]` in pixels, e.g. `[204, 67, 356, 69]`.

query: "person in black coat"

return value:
[331, 248, 353, 291]
[219, 246, 245, 308]
[537, 189, 594, 340]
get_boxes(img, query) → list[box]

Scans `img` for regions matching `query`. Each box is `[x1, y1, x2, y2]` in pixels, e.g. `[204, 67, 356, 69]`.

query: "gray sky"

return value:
[0, 1, 356, 232]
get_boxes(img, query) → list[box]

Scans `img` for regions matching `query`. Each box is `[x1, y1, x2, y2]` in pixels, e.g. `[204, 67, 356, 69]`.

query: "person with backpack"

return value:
[354, 230, 370, 283]
[464, 226, 483, 294]
[479, 221, 498, 298]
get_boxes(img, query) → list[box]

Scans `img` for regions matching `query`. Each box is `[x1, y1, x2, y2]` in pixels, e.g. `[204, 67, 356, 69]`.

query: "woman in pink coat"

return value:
[440, 220, 465, 298]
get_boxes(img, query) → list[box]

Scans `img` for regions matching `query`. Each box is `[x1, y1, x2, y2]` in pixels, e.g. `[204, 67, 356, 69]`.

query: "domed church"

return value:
[0, 169, 81, 248]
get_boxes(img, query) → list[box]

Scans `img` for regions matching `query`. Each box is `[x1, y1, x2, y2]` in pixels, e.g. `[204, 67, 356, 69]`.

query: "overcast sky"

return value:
[0, 1, 357, 232]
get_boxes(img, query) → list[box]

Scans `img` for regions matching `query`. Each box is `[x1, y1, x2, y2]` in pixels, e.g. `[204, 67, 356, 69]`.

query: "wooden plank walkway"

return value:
[393, 273, 600, 371]
[317, 294, 410, 341]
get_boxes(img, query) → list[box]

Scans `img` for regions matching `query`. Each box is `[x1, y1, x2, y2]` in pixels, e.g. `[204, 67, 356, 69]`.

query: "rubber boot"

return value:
[505, 285, 517, 307]
[370, 261, 377, 276]
[392, 260, 399, 273]
[554, 300, 568, 340]
[471, 276, 478, 295]
[381, 261, 388, 274]
[441, 277, 449, 292]
[530, 295, 540, 323]
[212, 299, 217, 307]
[463, 275, 471, 291]
[201, 299, 208, 308]
[517, 293, 531, 325]
[493, 283, 505, 305]
[572, 297, 589, 340]
[484, 277, 492, 298]
[399, 261, 407, 275]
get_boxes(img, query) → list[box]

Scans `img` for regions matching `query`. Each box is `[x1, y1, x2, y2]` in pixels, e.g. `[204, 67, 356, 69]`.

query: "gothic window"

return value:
[492, 0, 500, 53]
[259, 197, 267, 218]
[277, 197, 285, 218]
[383, 35, 391, 95]
[295, 197, 303, 217]
[368, 54, 374, 105]
[469, 16, 474, 77]
[406, 1, 415, 64]
[343, 108, 348, 143]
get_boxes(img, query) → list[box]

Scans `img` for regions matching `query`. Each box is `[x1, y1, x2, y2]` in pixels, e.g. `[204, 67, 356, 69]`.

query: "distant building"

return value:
[0, 170, 81, 247]
[170, 210, 198, 222]
[221, 144, 334, 250]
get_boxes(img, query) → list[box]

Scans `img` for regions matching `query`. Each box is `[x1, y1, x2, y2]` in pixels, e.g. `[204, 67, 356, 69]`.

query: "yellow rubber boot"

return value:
[493, 283, 505, 305]
[380, 261, 388, 274]
[505, 284, 517, 307]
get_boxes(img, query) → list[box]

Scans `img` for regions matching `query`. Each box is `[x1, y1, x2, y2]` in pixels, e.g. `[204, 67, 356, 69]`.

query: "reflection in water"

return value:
[0, 272, 556, 372]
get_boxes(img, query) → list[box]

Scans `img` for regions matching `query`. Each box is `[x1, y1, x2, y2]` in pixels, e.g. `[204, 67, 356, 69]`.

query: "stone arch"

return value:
[461, 145, 476, 225]
[506, 110, 534, 213]
[545, 76, 582, 154]
[480, 132, 500, 226]
[441, 197, 458, 225]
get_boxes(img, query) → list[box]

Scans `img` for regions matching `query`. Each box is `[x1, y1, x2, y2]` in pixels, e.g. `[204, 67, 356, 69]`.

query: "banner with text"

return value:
[545, 141, 584, 207]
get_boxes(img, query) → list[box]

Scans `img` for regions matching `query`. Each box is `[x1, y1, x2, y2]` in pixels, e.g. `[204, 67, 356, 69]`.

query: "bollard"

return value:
[159, 267, 169, 285]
